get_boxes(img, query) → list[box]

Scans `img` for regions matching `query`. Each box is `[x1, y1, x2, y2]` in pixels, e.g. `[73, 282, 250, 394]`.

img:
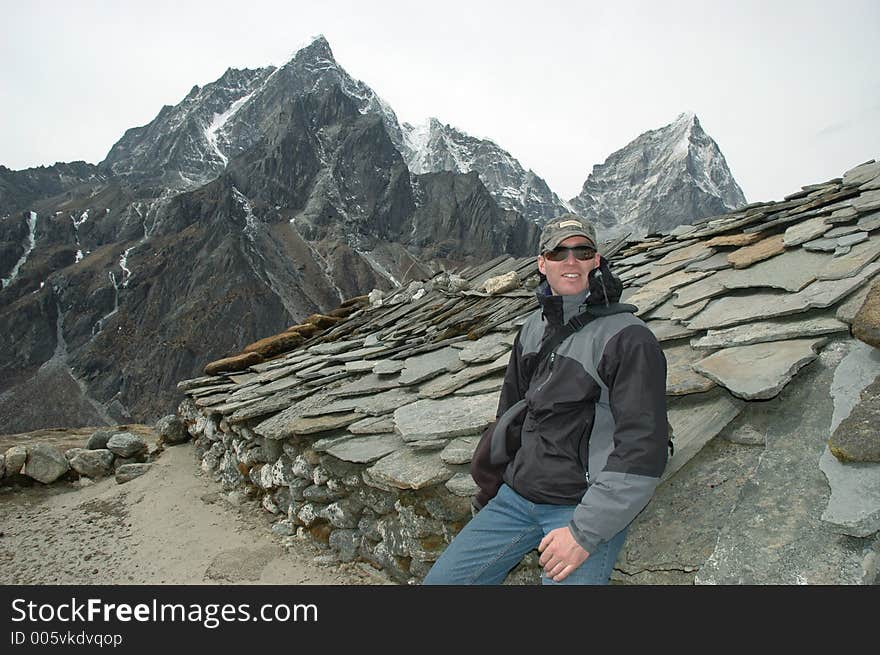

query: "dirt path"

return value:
[0, 442, 392, 585]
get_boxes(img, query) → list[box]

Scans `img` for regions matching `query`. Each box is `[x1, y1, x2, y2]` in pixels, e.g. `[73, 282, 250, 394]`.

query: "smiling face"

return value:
[537, 236, 601, 296]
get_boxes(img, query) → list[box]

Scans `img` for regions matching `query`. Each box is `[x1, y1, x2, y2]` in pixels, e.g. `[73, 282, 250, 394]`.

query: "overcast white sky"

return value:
[1, 0, 878, 203]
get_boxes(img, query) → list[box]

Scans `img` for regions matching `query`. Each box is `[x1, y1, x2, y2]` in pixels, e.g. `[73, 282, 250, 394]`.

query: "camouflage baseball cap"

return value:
[538, 213, 598, 255]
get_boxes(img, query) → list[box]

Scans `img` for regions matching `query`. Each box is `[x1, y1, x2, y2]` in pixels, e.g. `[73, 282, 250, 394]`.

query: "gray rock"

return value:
[693, 338, 825, 400]
[218, 450, 245, 490]
[5, 445, 28, 476]
[857, 209, 880, 232]
[829, 340, 880, 435]
[664, 387, 745, 481]
[853, 189, 880, 213]
[687, 263, 880, 330]
[837, 232, 869, 248]
[0, 454, 5, 479]
[446, 472, 480, 497]
[347, 415, 397, 434]
[816, 239, 880, 281]
[646, 320, 699, 343]
[309, 339, 365, 355]
[690, 315, 849, 350]
[373, 360, 405, 376]
[344, 360, 376, 374]
[366, 449, 453, 490]
[409, 439, 449, 452]
[86, 429, 114, 450]
[803, 237, 838, 253]
[271, 519, 296, 537]
[695, 344, 876, 584]
[453, 375, 505, 396]
[782, 216, 832, 246]
[321, 498, 365, 529]
[326, 434, 404, 464]
[115, 463, 152, 484]
[824, 224, 863, 238]
[397, 347, 465, 386]
[684, 252, 732, 272]
[836, 281, 873, 324]
[329, 529, 361, 562]
[843, 161, 880, 187]
[394, 394, 497, 442]
[440, 437, 479, 465]
[457, 333, 511, 364]
[834, 245, 852, 257]
[201, 442, 224, 473]
[156, 414, 189, 445]
[723, 247, 831, 293]
[23, 444, 70, 484]
[302, 387, 419, 419]
[663, 343, 716, 396]
[819, 447, 880, 537]
[106, 432, 148, 458]
[327, 373, 402, 398]
[418, 353, 511, 399]
[69, 449, 115, 478]
[65, 447, 85, 461]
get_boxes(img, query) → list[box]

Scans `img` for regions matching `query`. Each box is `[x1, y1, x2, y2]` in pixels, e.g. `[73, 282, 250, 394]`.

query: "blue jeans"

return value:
[423, 483, 628, 585]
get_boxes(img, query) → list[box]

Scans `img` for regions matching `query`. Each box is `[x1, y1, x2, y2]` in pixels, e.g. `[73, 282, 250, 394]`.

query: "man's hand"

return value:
[538, 527, 590, 582]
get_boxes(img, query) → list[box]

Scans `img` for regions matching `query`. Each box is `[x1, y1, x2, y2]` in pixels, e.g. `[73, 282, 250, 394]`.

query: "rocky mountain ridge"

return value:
[1, 36, 743, 434]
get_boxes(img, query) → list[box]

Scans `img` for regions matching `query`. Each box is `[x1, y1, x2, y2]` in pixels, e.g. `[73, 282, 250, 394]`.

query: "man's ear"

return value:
[537, 255, 546, 276]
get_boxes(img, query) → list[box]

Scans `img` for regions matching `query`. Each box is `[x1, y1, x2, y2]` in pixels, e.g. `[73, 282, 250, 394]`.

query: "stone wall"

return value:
[180, 397, 540, 584]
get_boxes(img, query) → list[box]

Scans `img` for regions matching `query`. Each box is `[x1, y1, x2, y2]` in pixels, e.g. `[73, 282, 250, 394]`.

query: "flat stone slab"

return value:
[446, 472, 479, 497]
[828, 375, 880, 462]
[654, 241, 715, 266]
[693, 338, 825, 400]
[843, 160, 880, 187]
[727, 234, 785, 269]
[347, 414, 397, 435]
[440, 436, 480, 465]
[857, 209, 880, 232]
[685, 252, 733, 272]
[853, 189, 880, 213]
[285, 412, 363, 436]
[646, 320, 699, 342]
[819, 446, 880, 537]
[308, 339, 365, 355]
[457, 333, 511, 364]
[687, 262, 880, 330]
[419, 352, 511, 399]
[691, 315, 850, 350]
[394, 393, 498, 441]
[326, 434, 405, 464]
[783, 216, 832, 247]
[664, 387, 745, 482]
[301, 387, 419, 418]
[624, 270, 712, 316]
[397, 347, 464, 386]
[722, 247, 830, 293]
[705, 232, 763, 248]
[663, 344, 716, 396]
[454, 374, 505, 396]
[373, 359, 405, 375]
[328, 373, 403, 398]
[816, 237, 880, 281]
[365, 449, 453, 490]
[345, 360, 376, 373]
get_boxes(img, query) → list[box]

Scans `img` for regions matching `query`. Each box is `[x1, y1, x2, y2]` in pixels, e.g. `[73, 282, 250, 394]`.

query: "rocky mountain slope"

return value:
[570, 113, 747, 239]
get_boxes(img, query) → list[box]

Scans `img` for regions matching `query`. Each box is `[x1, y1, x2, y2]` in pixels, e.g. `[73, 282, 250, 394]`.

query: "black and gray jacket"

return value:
[470, 263, 669, 554]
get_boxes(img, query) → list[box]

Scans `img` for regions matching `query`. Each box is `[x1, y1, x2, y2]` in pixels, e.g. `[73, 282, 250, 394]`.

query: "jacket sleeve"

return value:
[568, 324, 669, 553]
[470, 331, 530, 509]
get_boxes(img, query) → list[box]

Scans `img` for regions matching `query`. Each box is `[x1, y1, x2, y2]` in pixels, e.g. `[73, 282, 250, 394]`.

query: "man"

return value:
[423, 213, 669, 585]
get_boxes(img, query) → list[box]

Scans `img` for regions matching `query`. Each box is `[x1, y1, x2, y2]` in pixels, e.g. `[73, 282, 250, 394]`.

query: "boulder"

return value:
[86, 429, 114, 450]
[4, 446, 28, 476]
[23, 444, 70, 484]
[69, 449, 116, 478]
[106, 432, 147, 458]
[156, 414, 189, 445]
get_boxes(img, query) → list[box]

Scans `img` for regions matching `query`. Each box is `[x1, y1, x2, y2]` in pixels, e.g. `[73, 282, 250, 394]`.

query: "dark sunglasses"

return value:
[543, 245, 596, 262]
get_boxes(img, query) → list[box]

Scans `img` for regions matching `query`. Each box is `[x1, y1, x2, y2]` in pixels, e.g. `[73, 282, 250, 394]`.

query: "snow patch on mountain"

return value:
[2, 211, 38, 289]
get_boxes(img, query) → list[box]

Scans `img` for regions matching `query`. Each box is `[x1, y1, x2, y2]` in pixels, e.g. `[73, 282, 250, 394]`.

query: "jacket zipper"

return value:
[535, 352, 556, 394]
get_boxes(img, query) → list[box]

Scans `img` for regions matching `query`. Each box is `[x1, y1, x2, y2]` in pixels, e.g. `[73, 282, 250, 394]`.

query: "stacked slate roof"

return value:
[178, 159, 880, 584]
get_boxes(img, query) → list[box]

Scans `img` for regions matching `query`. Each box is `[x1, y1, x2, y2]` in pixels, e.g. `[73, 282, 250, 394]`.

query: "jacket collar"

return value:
[536, 281, 590, 326]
